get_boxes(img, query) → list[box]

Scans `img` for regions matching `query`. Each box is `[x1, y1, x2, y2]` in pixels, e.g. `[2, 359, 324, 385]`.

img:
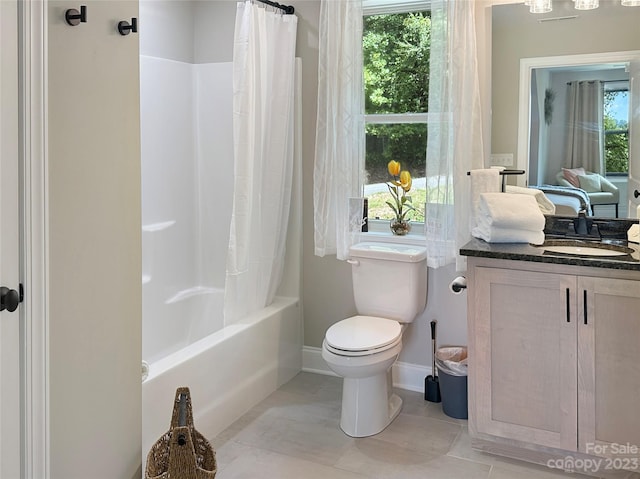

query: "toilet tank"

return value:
[349, 242, 428, 323]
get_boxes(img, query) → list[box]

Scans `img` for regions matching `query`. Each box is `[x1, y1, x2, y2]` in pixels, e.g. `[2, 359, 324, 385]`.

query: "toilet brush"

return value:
[425, 320, 441, 402]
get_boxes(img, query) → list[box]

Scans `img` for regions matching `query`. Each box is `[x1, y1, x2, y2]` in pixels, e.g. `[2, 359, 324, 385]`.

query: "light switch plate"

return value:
[490, 153, 514, 167]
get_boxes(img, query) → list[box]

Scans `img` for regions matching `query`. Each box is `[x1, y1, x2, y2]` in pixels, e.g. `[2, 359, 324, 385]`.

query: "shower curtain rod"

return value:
[256, 0, 295, 14]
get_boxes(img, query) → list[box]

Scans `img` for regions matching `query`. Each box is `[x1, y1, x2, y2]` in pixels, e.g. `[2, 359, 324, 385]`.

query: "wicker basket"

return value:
[145, 387, 217, 479]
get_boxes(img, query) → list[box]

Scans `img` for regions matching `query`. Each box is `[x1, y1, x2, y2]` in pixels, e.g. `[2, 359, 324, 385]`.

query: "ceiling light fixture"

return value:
[574, 0, 599, 9]
[530, 0, 552, 13]
[527, 0, 639, 14]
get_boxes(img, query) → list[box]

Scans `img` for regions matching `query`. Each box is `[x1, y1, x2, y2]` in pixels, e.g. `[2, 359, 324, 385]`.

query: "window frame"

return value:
[603, 81, 630, 177]
[362, 1, 431, 236]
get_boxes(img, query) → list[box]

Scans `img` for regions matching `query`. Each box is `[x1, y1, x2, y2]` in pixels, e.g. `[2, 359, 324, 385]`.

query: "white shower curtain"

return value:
[565, 80, 604, 175]
[224, 1, 298, 324]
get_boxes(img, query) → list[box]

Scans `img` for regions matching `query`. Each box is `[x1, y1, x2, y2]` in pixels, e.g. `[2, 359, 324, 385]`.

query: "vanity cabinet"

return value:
[468, 258, 640, 463]
[578, 276, 640, 458]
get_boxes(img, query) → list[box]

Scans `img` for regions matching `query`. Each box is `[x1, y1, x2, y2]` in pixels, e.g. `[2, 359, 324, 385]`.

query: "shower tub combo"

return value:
[142, 295, 301, 456]
[140, 54, 302, 455]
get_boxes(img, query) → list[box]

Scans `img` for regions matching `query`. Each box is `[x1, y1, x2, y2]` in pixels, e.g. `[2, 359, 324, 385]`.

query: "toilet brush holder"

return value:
[425, 320, 441, 402]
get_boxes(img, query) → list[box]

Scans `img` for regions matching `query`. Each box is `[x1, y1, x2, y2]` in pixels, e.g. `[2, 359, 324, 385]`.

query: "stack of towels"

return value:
[504, 185, 556, 215]
[470, 168, 502, 228]
[472, 192, 546, 245]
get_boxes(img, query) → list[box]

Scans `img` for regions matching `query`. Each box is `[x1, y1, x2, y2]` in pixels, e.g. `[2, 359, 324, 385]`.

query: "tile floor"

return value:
[211, 372, 638, 479]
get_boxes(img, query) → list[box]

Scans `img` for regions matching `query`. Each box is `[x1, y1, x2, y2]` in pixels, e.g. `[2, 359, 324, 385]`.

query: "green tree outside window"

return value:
[603, 89, 629, 174]
[363, 11, 430, 221]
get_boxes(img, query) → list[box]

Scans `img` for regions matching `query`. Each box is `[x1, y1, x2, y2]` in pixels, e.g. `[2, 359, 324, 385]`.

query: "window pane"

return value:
[364, 123, 426, 221]
[604, 132, 629, 174]
[363, 12, 431, 115]
[604, 89, 628, 127]
[604, 89, 629, 174]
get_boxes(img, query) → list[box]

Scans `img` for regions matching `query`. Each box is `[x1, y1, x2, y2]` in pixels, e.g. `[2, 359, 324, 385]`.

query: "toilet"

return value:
[322, 242, 428, 437]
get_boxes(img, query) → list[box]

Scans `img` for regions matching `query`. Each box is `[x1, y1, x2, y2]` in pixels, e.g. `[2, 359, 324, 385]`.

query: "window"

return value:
[362, 3, 430, 226]
[603, 80, 629, 175]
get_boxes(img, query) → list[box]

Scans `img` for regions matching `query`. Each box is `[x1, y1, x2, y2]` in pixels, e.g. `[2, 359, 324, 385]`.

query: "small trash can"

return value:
[435, 346, 468, 419]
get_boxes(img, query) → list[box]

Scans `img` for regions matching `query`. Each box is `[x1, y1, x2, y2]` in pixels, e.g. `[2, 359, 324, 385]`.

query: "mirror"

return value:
[491, 0, 640, 219]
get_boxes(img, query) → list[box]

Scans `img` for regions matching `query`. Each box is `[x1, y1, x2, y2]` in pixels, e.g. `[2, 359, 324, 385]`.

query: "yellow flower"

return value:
[387, 160, 401, 177]
[399, 170, 412, 192]
[385, 161, 415, 223]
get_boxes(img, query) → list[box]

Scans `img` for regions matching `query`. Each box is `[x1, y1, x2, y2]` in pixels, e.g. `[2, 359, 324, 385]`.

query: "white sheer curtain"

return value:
[425, 0, 485, 270]
[224, 1, 298, 324]
[313, 0, 365, 260]
[565, 80, 604, 174]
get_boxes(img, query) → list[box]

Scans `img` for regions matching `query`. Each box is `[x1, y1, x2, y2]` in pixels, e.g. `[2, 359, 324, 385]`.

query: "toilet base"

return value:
[339, 369, 403, 437]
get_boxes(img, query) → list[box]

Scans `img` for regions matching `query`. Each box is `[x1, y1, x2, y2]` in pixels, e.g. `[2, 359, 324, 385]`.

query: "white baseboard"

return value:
[392, 360, 431, 393]
[302, 345, 337, 376]
[302, 346, 431, 394]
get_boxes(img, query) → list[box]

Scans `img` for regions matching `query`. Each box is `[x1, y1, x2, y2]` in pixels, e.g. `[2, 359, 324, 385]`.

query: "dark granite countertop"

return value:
[460, 237, 640, 271]
[461, 216, 640, 271]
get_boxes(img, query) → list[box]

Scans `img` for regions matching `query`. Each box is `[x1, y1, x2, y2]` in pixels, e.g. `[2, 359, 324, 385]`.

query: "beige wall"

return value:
[194, 0, 238, 63]
[140, 0, 196, 62]
[48, 1, 141, 477]
[492, 1, 640, 163]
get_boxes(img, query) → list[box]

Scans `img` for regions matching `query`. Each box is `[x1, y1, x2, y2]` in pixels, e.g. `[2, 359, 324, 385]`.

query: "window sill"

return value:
[358, 221, 426, 246]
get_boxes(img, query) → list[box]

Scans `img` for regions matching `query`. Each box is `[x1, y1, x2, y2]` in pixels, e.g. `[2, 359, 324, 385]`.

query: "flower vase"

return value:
[390, 219, 411, 236]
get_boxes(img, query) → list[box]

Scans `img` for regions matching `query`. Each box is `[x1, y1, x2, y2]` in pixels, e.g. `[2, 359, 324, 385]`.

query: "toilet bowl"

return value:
[322, 315, 404, 437]
[322, 242, 428, 438]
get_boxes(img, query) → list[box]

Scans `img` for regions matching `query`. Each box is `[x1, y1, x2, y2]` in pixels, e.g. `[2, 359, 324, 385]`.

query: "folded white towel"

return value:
[476, 193, 546, 231]
[505, 185, 556, 215]
[470, 169, 501, 225]
[472, 225, 545, 245]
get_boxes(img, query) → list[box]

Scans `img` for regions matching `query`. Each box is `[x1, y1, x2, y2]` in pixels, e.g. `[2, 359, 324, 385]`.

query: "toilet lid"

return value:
[325, 316, 402, 352]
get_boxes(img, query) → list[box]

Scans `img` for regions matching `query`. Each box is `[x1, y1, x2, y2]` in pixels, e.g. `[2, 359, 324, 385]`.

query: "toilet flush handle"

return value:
[347, 259, 360, 266]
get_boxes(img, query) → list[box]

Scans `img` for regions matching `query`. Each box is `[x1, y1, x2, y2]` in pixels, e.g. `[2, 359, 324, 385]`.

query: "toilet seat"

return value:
[324, 336, 402, 357]
[325, 316, 402, 357]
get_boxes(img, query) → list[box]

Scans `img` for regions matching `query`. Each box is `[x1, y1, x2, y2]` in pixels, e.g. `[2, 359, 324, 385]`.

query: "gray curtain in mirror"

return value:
[565, 80, 604, 175]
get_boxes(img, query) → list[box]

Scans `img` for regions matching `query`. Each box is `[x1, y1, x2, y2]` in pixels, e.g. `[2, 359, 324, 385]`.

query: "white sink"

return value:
[543, 245, 629, 257]
[539, 241, 634, 257]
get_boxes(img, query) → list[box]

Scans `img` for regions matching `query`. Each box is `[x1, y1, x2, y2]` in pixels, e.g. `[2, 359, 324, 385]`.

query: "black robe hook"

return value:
[65, 5, 87, 26]
[118, 17, 138, 36]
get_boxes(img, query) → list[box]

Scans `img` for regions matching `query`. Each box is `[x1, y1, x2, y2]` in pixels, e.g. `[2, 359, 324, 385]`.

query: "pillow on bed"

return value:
[578, 173, 602, 193]
[562, 167, 585, 187]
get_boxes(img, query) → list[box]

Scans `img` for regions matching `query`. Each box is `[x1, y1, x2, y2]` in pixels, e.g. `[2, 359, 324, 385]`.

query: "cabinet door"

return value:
[474, 267, 578, 451]
[578, 277, 640, 459]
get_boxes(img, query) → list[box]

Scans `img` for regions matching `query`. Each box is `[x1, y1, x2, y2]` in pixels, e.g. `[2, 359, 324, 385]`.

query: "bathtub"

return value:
[142, 296, 302, 457]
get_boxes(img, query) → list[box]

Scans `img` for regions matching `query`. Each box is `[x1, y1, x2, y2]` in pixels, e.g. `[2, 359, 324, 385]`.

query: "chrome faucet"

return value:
[573, 212, 589, 236]
[572, 212, 600, 238]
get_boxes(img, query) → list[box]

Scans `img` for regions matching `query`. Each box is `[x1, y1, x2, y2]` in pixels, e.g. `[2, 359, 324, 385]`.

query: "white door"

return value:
[628, 56, 640, 217]
[0, 0, 22, 477]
